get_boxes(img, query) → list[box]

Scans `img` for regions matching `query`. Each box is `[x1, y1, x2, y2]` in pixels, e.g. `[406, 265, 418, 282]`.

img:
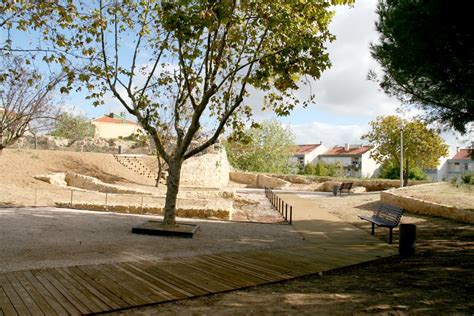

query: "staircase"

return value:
[113, 154, 157, 180]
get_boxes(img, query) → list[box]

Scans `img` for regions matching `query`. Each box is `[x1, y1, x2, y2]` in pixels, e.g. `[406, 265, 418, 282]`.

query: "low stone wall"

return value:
[65, 173, 149, 194]
[231, 171, 428, 192]
[381, 191, 474, 224]
[229, 171, 290, 189]
[55, 202, 232, 220]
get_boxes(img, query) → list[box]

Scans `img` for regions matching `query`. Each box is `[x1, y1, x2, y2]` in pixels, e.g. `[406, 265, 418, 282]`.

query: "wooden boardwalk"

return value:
[0, 193, 396, 315]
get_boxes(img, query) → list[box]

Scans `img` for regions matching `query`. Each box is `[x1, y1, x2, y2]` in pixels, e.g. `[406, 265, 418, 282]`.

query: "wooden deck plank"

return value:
[96, 263, 162, 304]
[215, 252, 294, 278]
[173, 257, 253, 290]
[118, 262, 192, 299]
[67, 266, 129, 309]
[211, 253, 292, 280]
[204, 255, 282, 282]
[13, 272, 58, 316]
[34, 270, 92, 315]
[183, 256, 270, 287]
[0, 286, 18, 316]
[125, 261, 208, 297]
[110, 263, 177, 302]
[55, 267, 111, 313]
[153, 260, 232, 292]
[77, 265, 148, 306]
[59, 267, 121, 311]
[5, 273, 43, 316]
[22, 271, 71, 316]
[0, 275, 31, 316]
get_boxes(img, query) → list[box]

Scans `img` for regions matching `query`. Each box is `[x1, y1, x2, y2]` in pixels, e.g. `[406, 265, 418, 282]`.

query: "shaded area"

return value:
[117, 199, 474, 315]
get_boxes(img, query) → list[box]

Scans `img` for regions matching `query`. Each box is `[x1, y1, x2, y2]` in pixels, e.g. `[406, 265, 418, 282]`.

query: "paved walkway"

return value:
[0, 193, 396, 315]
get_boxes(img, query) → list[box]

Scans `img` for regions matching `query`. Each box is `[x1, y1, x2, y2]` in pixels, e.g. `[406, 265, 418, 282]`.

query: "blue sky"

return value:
[2, 0, 469, 156]
[63, 1, 469, 155]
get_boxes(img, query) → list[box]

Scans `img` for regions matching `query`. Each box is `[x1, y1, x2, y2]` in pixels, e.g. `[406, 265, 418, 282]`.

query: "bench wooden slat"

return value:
[359, 203, 404, 244]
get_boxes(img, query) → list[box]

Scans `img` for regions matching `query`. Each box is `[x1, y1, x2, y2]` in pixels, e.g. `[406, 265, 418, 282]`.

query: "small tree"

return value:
[0, 56, 62, 154]
[225, 120, 295, 174]
[362, 115, 448, 185]
[50, 113, 95, 141]
[70, 1, 353, 226]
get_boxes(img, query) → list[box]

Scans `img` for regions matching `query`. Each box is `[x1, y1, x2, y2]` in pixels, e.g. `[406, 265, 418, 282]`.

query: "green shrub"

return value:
[302, 161, 344, 177]
[379, 160, 427, 180]
[461, 172, 474, 185]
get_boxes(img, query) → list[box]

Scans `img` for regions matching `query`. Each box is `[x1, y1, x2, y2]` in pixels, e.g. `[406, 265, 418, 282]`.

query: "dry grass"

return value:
[395, 182, 474, 210]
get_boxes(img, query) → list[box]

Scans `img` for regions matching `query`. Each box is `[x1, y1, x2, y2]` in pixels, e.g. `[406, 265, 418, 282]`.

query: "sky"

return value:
[5, 0, 467, 155]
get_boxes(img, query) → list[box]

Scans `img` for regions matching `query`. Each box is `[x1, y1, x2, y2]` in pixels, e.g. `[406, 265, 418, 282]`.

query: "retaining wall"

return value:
[381, 190, 474, 224]
[55, 202, 232, 220]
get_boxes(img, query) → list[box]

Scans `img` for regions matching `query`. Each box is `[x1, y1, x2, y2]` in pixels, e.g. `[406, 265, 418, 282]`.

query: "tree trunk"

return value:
[155, 155, 162, 188]
[404, 159, 409, 186]
[163, 158, 183, 227]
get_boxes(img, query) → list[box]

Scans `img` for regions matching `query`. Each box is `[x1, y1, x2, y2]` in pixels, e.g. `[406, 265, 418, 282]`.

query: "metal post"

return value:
[400, 125, 404, 188]
[290, 206, 293, 225]
[105, 192, 108, 210]
[285, 203, 288, 221]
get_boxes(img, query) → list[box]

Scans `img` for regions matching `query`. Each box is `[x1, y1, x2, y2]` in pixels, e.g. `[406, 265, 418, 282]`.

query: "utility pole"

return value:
[400, 124, 404, 188]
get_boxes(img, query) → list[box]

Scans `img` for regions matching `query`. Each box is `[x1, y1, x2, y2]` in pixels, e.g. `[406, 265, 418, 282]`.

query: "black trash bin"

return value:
[399, 224, 416, 256]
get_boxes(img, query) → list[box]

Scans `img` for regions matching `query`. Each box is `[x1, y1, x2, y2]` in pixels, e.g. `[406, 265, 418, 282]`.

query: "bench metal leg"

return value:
[389, 228, 393, 244]
[371, 223, 375, 235]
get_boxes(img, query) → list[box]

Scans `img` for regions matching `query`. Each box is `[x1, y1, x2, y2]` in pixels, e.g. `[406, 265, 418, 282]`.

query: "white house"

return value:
[318, 144, 379, 178]
[91, 113, 142, 139]
[290, 143, 327, 168]
[444, 148, 474, 181]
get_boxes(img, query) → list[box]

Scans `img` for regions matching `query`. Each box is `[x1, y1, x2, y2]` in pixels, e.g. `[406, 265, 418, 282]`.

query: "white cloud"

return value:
[287, 121, 369, 147]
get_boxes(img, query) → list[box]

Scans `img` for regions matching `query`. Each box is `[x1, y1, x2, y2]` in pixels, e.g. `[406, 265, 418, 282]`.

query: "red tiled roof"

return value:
[294, 144, 321, 155]
[451, 149, 473, 160]
[322, 145, 372, 156]
[93, 116, 138, 125]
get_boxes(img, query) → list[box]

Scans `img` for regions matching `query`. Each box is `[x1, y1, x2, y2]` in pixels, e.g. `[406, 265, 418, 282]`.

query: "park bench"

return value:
[359, 203, 404, 244]
[333, 182, 353, 196]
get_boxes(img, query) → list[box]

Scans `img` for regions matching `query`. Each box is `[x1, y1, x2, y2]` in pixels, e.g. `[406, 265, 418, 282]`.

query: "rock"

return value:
[34, 173, 67, 186]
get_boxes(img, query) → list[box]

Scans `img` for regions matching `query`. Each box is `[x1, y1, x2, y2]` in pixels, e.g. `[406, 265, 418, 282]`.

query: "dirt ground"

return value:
[394, 182, 474, 210]
[112, 193, 474, 315]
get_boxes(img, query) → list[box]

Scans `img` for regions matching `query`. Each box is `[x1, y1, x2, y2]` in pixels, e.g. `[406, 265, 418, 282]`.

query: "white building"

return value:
[444, 148, 474, 181]
[290, 143, 327, 168]
[318, 144, 379, 178]
[91, 113, 142, 139]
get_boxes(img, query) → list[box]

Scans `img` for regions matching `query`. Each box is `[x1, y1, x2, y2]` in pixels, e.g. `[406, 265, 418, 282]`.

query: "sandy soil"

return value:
[0, 149, 284, 223]
[394, 182, 474, 210]
[110, 193, 474, 315]
[0, 207, 303, 273]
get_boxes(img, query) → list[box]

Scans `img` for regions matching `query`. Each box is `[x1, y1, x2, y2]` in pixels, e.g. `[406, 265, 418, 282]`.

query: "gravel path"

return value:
[0, 207, 304, 272]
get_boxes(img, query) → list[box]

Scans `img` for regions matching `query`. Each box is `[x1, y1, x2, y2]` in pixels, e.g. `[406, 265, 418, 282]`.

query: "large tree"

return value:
[370, 0, 474, 134]
[362, 115, 449, 185]
[0, 56, 62, 154]
[225, 120, 296, 174]
[71, 0, 353, 227]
